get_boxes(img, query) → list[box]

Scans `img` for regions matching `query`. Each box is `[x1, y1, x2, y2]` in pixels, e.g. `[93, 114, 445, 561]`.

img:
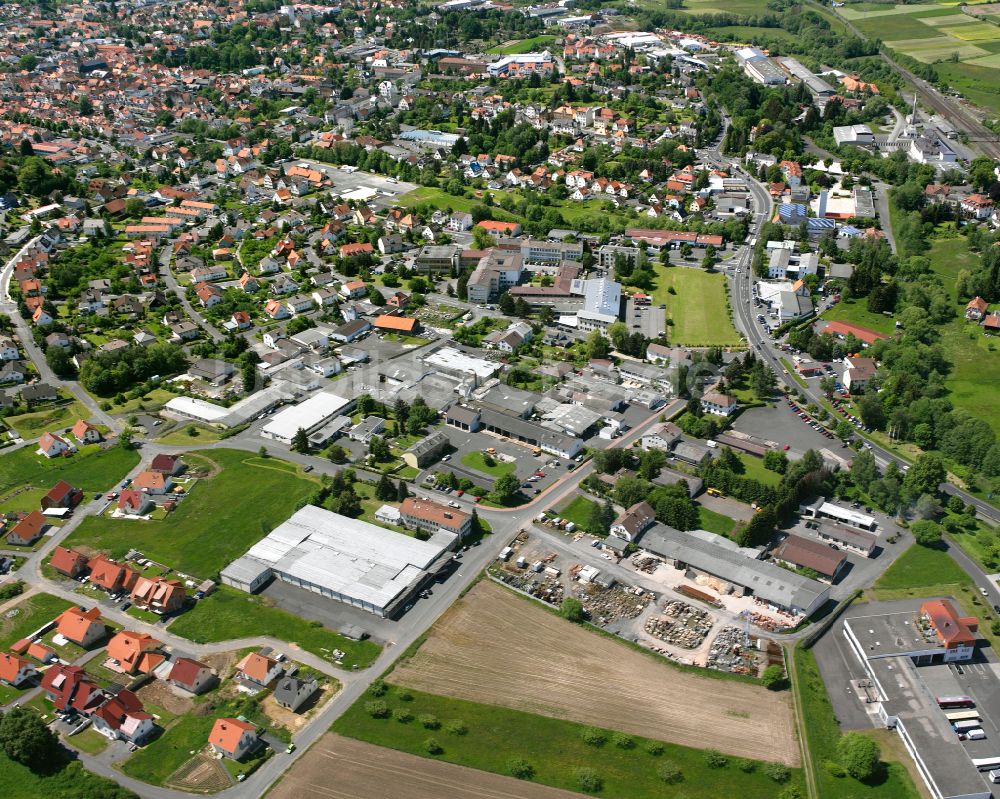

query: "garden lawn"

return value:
[794, 647, 920, 799]
[0, 751, 137, 799]
[655, 267, 741, 347]
[698, 505, 736, 536]
[61, 449, 317, 577]
[333, 684, 802, 799]
[460, 451, 515, 478]
[556, 495, 603, 534]
[820, 300, 897, 336]
[0, 445, 139, 496]
[155, 425, 224, 445]
[168, 585, 380, 668]
[120, 714, 215, 786]
[736, 452, 782, 487]
[0, 593, 73, 650]
[5, 402, 90, 438]
[487, 34, 557, 54]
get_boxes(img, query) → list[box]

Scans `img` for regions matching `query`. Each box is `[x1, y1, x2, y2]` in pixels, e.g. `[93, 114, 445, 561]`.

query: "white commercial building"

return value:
[260, 391, 353, 444]
[220, 505, 457, 617]
[576, 278, 622, 331]
[423, 347, 500, 381]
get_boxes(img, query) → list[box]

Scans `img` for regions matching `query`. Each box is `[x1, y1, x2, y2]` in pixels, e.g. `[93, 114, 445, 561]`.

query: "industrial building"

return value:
[220, 505, 457, 617]
[840, 601, 991, 799]
[260, 391, 353, 444]
[801, 498, 877, 532]
[736, 47, 786, 86]
[164, 385, 292, 428]
[640, 524, 829, 616]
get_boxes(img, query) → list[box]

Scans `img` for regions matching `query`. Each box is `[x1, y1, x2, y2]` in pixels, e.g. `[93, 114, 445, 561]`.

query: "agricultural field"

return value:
[271, 734, 587, 799]
[487, 35, 557, 54]
[653, 266, 742, 347]
[832, 2, 1000, 112]
[61, 449, 317, 577]
[387, 581, 799, 765]
[5, 401, 91, 438]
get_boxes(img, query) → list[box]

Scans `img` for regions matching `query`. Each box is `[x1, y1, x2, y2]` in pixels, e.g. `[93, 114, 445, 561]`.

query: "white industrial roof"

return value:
[261, 391, 351, 440]
[819, 502, 875, 529]
[165, 395, 231, 423]
[230, 505, 456, 611]
[423, 347, 498, 380]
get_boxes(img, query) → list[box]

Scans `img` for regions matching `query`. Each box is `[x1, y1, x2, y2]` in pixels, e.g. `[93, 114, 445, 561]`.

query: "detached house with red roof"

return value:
[130, 576, 186, 614]
[209, 717, 260, 760]
[55, 606, 106, 648]
[966, 296, 988, 322]
[71, 419, 101, 444]
[106, 631, 164, 675]
[234, 650, 283, 692]
[0, 652, 38, 687]
[91, 689, 155, 744]
[37, 431, 75, 459]
[167, 657, 216, 695]
[40, 480, 83, 511]
[88, 555, 140, 595]
[7, 510, 48, 546]
[133, 469, 173, 495]
[150, 453, 184, 476]
[41, 664, 104, 712]
[49, 546, 89, 578]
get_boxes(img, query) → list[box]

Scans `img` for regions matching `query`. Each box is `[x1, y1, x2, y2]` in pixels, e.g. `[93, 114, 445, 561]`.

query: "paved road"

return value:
[0, 238, 118, 432]
[158, 247, 224, 343]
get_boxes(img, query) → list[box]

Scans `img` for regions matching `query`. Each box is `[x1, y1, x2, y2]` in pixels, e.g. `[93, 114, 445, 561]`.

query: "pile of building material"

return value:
[706, 626, 759, 675]
[632, 554, 661, 574]
[578, 583, 651, 624]
[643, 599, 713, 649]
[489, 565, 564, 606]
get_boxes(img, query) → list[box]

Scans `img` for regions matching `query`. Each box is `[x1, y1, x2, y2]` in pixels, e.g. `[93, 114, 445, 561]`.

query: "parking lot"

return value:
[626, 296, 665, 340]
[732, 403, 839, 459]
[294, 159, 417, 211]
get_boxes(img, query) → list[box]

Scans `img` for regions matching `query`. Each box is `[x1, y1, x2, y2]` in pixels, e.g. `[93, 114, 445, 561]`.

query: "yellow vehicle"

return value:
[706, 487, 723, 497]
[486, 447, 497, 455]
[532, 448, 542, 456]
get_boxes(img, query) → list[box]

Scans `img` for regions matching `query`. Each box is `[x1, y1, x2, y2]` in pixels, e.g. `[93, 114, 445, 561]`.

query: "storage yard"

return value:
[269, 734, 586, 799]
[388, 581, 800, 765]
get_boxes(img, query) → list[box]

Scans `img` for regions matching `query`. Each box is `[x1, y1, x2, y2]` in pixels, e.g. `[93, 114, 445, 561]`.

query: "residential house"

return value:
[7, 511, 48, 546]
[641, 422, 682, 452]
[133, 470, 173, 495]
[40, 664, 104, 712]
[234, 651, 283, 692]
[91, 689, 155, 744]
[49, 546, 89, 578]
[150, 454, 184, 475]
[118, 490, 153, 517]
[700, 391, 737, 417]
[264, 299, 290, 320]
[273, 675, 319, 712]
[966, 296, 988, 322]
[37, 431, 75, 459]
[286, 294, 314, 316]
[610, 501, 656, 542]
[130, 577, 186, 614]
[105, 631, 165, 675]
[167, 657, 216, 695]
[340, 279, 367, 299]
[0, 652, 38, 687]
[400, 497, 471, 540]
[71, 419, 102, 444]
[209, 718, 260, 760]
[88, 556, 139, 595]
[373, 315, 419, 335]
[55, 606, 106, 648]
[0, 337, 19, 361]
[40, 480, 83, 511]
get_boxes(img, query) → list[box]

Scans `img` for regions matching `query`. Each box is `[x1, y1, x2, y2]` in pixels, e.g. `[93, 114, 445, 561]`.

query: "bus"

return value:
[971, 757, 1000, 772]
[945, 710, 982, 723]
[937, 696, 975, 710]
[955, 720, 982, 733]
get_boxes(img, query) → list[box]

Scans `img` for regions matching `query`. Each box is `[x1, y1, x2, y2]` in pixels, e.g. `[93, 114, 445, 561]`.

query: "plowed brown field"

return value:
[389, 580, 799, 765]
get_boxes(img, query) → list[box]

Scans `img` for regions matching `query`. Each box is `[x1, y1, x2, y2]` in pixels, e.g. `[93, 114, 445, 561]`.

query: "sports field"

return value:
[388, 581, 799, 765]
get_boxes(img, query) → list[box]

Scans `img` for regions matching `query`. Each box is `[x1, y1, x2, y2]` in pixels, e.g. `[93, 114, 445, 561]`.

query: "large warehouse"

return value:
[260, 391, 353, 444]
[220, 505, 457, 617]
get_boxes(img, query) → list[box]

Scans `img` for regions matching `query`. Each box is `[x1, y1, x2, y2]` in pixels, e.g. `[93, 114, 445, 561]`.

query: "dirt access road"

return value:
[269, 734, 586, 799]
[390, 581, 800, 766]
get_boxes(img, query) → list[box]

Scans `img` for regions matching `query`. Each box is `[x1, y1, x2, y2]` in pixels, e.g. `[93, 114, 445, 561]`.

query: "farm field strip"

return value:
[388, 582, 799, 765]
[269, 734, 587, 799]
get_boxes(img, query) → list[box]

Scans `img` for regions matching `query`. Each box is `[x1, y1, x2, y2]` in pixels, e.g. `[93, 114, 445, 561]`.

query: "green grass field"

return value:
[168, 585, 380, 668]
[872, 542, 971, 594]
[820, 300, 897, 336]
[487, 35, 557, 54]
[655, 267, 741, 347]
[333, 683, 803, 799]
[154, 424, 224, 445]
[120, 714, 215, 785]
[0, 753, 137, 799]
[62, 449, 316, 578]
[5, 402, 90, 438]
[0, 444, 139, 496]
[794, 647, 920, 799]
[0, 593, 73, 650]
[556, 495, 603, 534]
[460, 451, 515, 478]
[736, 451, 783, 487]
[698, 505, 736, 536]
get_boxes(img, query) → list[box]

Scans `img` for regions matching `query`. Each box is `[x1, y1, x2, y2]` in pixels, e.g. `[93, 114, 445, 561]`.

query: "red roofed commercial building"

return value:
[209, 717, 260, 760]
[475, 220, 522, 237]
[400, 497, 472, 540]
[820, 320, 888, 347]
[624, 229, 724, 249]
[50, 546, 89, 578]
[921, 599, 978, 661]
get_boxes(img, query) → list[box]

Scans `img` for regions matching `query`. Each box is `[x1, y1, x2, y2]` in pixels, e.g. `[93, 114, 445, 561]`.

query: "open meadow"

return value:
[387, 581, 799, 765]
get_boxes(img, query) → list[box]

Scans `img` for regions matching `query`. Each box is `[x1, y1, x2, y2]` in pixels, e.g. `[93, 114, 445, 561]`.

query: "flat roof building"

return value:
[260, 392, 353, 444]
[803, 498, 876, 532]
[221, 505, 457, 617]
